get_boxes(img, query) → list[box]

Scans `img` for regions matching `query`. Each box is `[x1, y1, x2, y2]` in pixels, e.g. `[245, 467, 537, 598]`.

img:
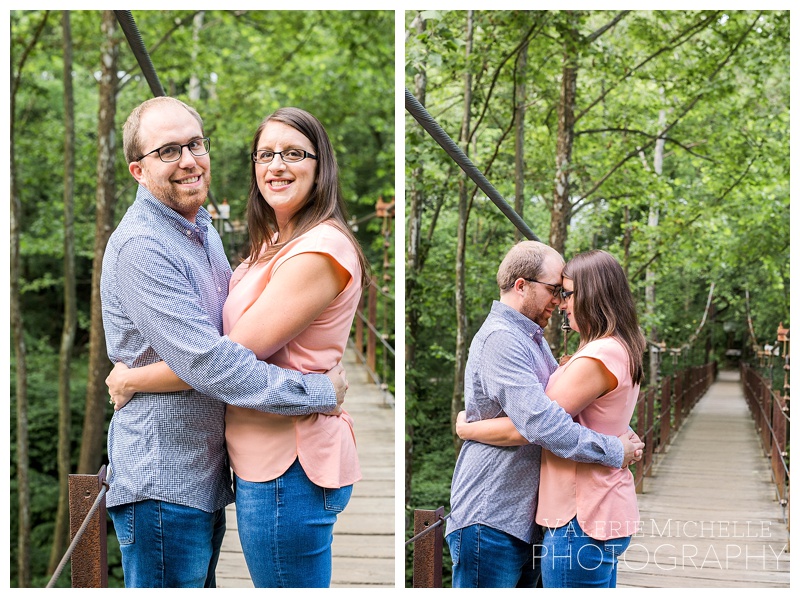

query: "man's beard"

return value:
[149, 172, 210, 219]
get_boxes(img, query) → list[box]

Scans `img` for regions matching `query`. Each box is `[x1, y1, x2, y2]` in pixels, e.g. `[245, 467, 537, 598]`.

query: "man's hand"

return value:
[324, 363, 348, 416]
[618, 430, 644, 468]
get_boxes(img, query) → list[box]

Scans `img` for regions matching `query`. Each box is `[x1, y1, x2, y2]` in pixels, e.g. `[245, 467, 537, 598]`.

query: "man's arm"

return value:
[109, 240, 338, 415]
[480, 330, 626, 468]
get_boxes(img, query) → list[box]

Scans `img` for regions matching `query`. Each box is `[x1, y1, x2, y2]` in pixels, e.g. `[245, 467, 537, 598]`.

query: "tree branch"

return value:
[576, 11, 720, 123]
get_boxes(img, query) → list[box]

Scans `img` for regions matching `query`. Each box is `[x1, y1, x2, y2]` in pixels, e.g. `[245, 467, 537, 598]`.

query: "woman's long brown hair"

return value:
[563, 250, 645, 385]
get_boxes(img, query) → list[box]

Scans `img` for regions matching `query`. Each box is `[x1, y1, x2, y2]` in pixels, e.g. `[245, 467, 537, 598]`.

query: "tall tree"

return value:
[405, 11, 427, 516]
[77, 10, 120, 475]
[11, 10, 51, 587]
[48, 9, 77, 575]
[450, 10, 474, 451]
[513, 34, 528, 243]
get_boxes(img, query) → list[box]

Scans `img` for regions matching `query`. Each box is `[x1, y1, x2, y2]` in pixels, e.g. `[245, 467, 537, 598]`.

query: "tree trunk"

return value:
[77, 10, 120, 475]
[646, 106, 667, 387]
[11, 10, 50, 587]
[188, 11, 205, 101]
[48, 10, 77, 575]
[451, 11, 474, 453]
[546, 13, 579, 349]
[514, 37, 528, 243]
[405, 13, 427, 518]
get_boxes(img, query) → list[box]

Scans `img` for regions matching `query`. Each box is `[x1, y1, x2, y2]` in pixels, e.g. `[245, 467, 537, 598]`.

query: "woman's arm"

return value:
[455, 411, 529, 446]
[226, 252, 349, 360]
[107, 251, 350, 409]
[546, 356, 617, 417]
[453, 355, 618, 447]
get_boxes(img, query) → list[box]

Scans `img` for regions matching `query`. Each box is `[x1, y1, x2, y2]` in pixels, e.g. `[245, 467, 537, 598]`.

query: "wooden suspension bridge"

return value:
[216, 345, 396, 588]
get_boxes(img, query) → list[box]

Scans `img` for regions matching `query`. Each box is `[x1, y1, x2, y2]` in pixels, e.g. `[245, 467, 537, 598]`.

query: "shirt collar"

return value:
[135, 185, 211, 241]
[490, 300, 545, 341]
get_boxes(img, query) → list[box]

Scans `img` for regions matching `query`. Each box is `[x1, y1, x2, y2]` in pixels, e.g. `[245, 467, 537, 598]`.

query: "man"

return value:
[445, 240, 643, 588]
[100, 97, 346, 587]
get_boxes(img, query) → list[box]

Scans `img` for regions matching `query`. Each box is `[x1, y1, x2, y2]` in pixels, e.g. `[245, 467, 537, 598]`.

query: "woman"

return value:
[107, 107, 369, 587]
[457, 249, 644, 588]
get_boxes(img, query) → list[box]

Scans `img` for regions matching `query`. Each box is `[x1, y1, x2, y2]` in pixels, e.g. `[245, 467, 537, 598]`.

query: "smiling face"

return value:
[128, 102, 210, 222]
[254, 120, 317, 230]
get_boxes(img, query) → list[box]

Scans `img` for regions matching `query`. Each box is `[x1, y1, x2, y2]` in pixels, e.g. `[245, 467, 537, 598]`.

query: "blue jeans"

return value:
[446, 524, 540, 588]
[234, 459, 353, 587]
[540, 517, 631, 588]
[108, 500, 225, 588]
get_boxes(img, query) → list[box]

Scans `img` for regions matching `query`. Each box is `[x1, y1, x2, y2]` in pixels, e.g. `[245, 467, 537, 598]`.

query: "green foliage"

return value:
[405, 9, 789, 585]
[11, 9, 393, 586]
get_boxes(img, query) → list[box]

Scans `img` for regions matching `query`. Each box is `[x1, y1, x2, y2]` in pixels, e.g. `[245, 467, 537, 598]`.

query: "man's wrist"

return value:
[307, 372, 338, 413]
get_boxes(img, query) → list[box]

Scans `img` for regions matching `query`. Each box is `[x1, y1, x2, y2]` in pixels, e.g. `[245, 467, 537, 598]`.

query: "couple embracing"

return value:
[447, 240, 645, 588]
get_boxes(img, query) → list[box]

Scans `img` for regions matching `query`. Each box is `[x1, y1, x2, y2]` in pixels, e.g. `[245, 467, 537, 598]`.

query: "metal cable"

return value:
[113, 11, 166, 97]
[405, 88, 539, 242]
[46, 481, 110, 588]
[404, 512, 450, 547]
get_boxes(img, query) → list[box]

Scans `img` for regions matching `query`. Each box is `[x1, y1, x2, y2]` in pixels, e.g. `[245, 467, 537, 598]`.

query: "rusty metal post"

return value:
[68, 465, 108, 588]
[659, 376, 671, 449]
[413, 507, 443, 588]
[634, 389, 646, 493]
[367, 282, 377, 373]
[645, 388, 655, 473]
[354, 290, 365, 355]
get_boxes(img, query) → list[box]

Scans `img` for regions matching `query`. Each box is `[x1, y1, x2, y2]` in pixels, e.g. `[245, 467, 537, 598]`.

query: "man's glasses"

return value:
[137, 137, 210, 163]
[251, 149, 318, 164]
[524, 279, 563, 298]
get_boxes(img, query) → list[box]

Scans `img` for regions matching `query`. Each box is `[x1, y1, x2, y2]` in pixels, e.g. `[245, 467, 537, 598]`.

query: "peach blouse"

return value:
[223, 222, 362, 489]
[535, 337, 640, 540]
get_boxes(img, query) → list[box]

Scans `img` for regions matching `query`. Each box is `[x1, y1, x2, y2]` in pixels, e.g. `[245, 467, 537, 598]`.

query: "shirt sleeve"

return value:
[480, 329, 624, 468]
[573, 337, 629, 389]
[272, 223, 360, 282]
[111, 238, 337, 415]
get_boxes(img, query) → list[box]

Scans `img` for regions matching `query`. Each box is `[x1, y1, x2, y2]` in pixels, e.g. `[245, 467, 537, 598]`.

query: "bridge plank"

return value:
[617, 370, 789, 588]
[216, 346, 396, 588]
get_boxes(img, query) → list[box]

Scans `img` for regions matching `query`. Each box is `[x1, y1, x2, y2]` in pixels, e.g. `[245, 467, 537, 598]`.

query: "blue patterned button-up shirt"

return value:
[446, 301, 624, 544]
[101, 186, 336, 512]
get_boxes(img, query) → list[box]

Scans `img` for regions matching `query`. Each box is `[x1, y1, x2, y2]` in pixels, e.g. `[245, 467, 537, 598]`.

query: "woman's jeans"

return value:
[541, 516, 631, 588]
[234, 458, 353, 587]
[108, 500, 226, 588]
[446, 524, 540, 588]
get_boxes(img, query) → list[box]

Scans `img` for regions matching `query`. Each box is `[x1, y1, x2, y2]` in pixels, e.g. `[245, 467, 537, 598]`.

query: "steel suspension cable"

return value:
[113, 11, 221, 212]
[405, 88, 539, 242]
[114, 11, 166, 97]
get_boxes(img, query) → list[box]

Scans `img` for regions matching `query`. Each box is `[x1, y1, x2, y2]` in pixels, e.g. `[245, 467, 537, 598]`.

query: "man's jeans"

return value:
[108, 499, 226, 587]
[540, 517, 631, 588]
[234, 459, 353, 587]
[446, 523, 540, 588]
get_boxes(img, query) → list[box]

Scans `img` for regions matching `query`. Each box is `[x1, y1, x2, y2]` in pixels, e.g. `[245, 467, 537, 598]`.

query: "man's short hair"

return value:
[122, 97, 204, 164]
[496, 240, 560, 293]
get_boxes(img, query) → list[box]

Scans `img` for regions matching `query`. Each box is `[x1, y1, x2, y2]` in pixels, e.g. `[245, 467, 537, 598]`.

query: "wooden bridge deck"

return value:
[617, 369, 789, 588]
[215, 346, 396, 588]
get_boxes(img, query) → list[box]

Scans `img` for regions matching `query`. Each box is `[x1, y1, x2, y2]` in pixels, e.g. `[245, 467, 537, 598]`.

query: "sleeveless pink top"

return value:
[223, 222, 362, 488]
[535, 336, 640, 540]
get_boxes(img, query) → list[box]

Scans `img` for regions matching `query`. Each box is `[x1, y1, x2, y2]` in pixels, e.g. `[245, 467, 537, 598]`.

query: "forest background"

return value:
[8, 9, 394, 587]
[404, 10, 789, 586]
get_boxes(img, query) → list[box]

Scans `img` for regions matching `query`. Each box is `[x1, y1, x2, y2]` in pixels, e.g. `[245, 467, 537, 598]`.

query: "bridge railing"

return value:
[350, 277, 395, 408]
[406, 360, 718, 588]
[633, 361, 717, 492]
[740, 361, 789, 514]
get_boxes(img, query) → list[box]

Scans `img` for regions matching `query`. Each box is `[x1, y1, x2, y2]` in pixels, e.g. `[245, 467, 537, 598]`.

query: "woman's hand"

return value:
[455, 410, 470, 439]
[106, 362, 136, 411]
